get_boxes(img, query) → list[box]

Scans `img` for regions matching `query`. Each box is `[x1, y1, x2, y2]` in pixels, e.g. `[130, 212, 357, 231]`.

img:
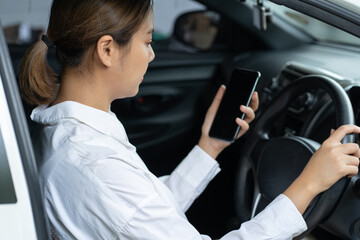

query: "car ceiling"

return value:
[197, 0, 360, 38]
[195, 0, 314, 50]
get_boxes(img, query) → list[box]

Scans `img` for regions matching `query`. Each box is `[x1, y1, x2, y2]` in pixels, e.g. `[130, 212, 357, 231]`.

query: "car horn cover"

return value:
[257, 137, 319, 201]
[255, 137, 320, 214]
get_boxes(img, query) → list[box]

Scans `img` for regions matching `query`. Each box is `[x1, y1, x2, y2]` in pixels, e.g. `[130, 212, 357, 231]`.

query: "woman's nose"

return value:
[149, 46, 155, 62]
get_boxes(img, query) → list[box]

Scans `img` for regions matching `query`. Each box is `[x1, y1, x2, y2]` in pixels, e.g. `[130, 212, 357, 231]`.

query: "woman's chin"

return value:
[127, 87, 140, 98]
[113, 88, 139, 101]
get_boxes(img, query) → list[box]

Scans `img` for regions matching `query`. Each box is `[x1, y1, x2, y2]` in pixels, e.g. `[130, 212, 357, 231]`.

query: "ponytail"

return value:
[19, 40, 58, 106]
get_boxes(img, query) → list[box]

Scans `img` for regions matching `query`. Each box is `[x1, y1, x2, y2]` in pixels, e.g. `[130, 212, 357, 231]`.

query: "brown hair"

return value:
[19, 0, 153, 106]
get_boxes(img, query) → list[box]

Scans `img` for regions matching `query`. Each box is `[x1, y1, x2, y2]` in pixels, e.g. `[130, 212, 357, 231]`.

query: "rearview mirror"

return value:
[173, 11, 220, 51]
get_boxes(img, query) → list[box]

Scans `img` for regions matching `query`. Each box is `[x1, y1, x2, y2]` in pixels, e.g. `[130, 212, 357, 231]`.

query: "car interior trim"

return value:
[0, 22, 49, 240]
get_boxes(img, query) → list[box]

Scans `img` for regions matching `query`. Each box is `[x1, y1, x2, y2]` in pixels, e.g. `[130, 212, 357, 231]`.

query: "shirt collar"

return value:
[31, 101, 129, 143]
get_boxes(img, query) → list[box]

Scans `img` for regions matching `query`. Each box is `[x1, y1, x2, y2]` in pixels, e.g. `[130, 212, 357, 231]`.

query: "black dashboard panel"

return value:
[233, 43, 360, 90]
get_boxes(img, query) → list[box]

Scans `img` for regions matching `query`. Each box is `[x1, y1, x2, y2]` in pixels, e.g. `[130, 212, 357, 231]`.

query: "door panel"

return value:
[111, 54, 223, 176]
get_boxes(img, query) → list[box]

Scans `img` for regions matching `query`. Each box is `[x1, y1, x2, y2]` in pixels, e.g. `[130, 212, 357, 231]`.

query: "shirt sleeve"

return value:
[159, 145, 221, 212]
[220, 194, 308, 240]
[120, 193, 307, 240]
[92, 155, 306, 240]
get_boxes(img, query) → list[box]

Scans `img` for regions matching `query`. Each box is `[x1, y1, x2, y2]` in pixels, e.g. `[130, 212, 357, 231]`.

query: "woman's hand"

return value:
[198, 85, 259, 159]
[284, 125, 360, 214]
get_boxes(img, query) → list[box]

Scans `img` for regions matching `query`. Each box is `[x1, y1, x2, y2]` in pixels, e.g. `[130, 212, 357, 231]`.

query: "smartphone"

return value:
[209, 68, 261, 142]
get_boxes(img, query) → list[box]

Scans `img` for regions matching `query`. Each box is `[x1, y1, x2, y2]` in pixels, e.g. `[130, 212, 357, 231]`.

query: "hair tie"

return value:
[41, 35, 56, 49]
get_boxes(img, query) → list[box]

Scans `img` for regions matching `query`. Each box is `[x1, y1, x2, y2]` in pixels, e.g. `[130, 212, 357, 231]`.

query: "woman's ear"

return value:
[96, 35, 116, 68]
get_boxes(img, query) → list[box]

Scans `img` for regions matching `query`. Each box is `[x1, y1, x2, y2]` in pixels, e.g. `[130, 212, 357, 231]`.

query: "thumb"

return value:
[209, 85, 226, 113]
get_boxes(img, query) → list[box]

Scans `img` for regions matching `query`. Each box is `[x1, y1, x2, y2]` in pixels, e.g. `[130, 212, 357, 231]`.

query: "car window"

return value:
[153, 0, 205, 40]
[0, 0, 51, 44]
[0, 0, 205, 44]
[261, 0, 360, 46]
[329, 0, 360, 15]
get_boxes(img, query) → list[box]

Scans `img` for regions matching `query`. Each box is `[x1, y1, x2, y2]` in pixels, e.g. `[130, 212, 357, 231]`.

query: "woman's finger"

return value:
[346, 155, 360, 167]
[202, 85, 226, 132]
[249, 91, 259, 112]
[235, 118, 249, 137]
[328, 125, 360, 144]
[340, 143, 360, 156]
[344, 165, 359, 178]
[241, 105, 255, 123]
[330, 128, 335, 135]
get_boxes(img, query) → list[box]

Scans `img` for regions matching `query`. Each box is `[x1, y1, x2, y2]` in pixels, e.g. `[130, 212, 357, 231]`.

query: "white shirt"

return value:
[31, 101, 307, 240]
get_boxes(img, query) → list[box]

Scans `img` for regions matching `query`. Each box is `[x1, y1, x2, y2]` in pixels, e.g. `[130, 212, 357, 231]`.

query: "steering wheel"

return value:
[234, 75, 354, 238]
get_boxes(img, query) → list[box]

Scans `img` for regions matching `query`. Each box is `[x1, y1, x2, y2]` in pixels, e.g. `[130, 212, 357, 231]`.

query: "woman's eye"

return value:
[146, 41, 153, 47]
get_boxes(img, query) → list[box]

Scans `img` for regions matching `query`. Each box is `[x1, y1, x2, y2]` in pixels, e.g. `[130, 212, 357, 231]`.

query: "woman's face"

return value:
[110, 11, 155, 99]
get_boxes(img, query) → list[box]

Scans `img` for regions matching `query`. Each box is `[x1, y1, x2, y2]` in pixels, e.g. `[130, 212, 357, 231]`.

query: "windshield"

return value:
[329, 0, 360, 15]
[264, 1, 360, 47]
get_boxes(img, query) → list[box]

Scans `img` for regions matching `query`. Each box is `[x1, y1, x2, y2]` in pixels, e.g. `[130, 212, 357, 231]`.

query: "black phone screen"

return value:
[209, 68, 260, 142]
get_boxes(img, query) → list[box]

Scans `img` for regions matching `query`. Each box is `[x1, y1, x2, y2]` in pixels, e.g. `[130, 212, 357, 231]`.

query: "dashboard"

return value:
[239, 45, 360, 146]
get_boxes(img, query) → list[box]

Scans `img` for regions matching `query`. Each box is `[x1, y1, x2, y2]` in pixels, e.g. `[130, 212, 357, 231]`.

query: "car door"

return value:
[111, 50, 225, 176]
[0, 22, 49, 240]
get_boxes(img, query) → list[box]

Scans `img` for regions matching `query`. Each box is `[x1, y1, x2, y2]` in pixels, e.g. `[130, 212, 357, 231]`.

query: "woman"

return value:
[19, 0, 360, 239]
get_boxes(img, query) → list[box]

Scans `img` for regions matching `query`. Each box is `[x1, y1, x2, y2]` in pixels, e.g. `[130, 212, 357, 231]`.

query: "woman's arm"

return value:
[159, 145, 220, 212]
[160, 85, 258, 210]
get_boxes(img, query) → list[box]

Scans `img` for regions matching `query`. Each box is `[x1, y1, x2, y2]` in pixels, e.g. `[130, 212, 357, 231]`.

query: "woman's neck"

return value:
[52, 69, 111, 112]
